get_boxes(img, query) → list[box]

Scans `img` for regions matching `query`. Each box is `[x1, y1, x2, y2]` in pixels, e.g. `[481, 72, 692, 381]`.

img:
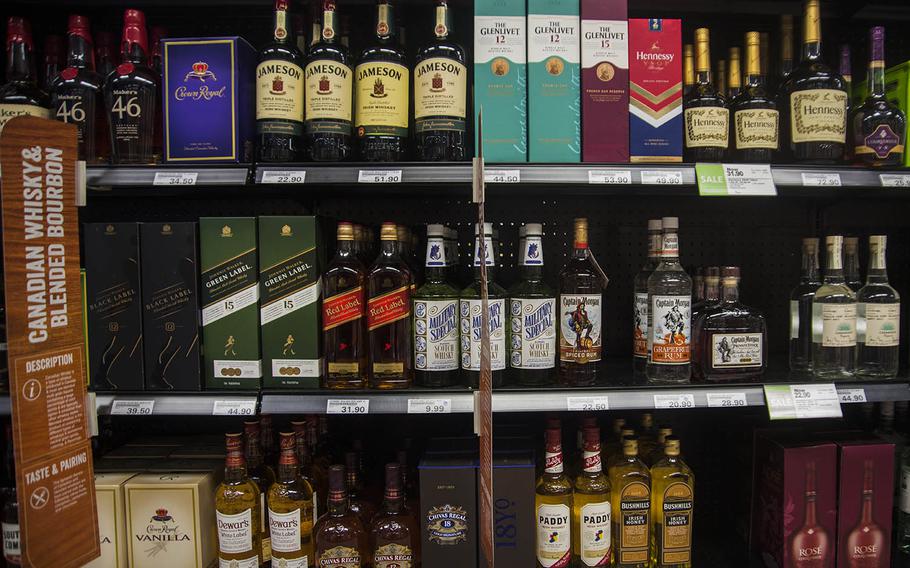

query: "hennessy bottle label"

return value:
[789, 89, 847, 144]
[734, 108, 779, 149]
[684, 106, 730, 148]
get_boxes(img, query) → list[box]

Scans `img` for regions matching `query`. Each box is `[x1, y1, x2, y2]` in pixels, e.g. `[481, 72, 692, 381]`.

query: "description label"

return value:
[705, 392, 748, 408]
[696, 163, 776, 196]
[653, 393, 695, 409]
[641, 170, 683, 185]
[764, 384, 843, 420]
[407, 398, 452, 414]
[260, 170, 306, 184]
[801, 172, 841, 187]
[567, 396, 609, 412]
[588, 170, 632, 185]
[359, 169, 402, 183]
[484, 169, 520, 184]
[212, 400, 257, 416]
[153, 172, 197, 186]
[837, 388, 867, 404]
[326, 399, 369, 415]
[110, 400, 155, 416]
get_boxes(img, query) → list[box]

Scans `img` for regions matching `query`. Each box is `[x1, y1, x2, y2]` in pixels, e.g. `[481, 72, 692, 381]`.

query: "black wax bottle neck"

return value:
[67, 34, 94, 70]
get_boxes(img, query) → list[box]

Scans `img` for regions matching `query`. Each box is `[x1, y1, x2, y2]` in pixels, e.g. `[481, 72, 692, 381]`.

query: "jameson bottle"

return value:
[683, 28, 728, 162]
[509, 224, 556, 386]
[856, 235, 900, 379]
[647, 217, 692, 384]
[323, 222, 367, 389]
[731, 31, 779, 163]
[0, 17, 50, 133]
[413, 224, 460, 387]
[355, 0, 409, 161]
[413, 0, 467, 161]
[559, 219, 604, 387]
[633, 220, 662, 378]
[305, 0, 354, 161]
[812, 236, 856, 380]
[790, 238, 821, 374]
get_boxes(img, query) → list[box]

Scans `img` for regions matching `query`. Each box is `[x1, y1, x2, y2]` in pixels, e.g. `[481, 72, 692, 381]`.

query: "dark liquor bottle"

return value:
[367, 222, 413, 389]
[850, 26, 907, 167]
[683, 28, 728, 162]
[691, 266, 720, 328]
[682, 44, 694, 97]
[41, 35, 64, 92]
[257, 0, 306, 162]
[731, 31, 779, 163]
[50, 15, 104, 162]
[413, 0, 466, 161]
[779, 0, 848, 163]
[559, 219, 604, 387]
[788, 462, 831, 567]
[244, 420, 277, 564]
[727, 47, 742, 100]
[371, 464, 416, 568]
[149, 26, 166, 75]
[789, 238, 821, 375]
[305, 1, 353, 161]
[95, 31, 117, 80]
[777, 15, 795, 88]
[0, 17, 51, 132]
[345, 452, 376, 529]
[355, 0, 409, 161]
[314, 465, 367, 568]
[104, 9, 158, 164]
[839, 44, 852, 106]
[844, 460, 885, 567]
[716, 60, 727, 99]
[323, 222, 368, 389]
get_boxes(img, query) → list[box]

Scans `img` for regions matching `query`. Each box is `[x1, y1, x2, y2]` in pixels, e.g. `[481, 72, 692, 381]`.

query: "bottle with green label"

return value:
[460, 223, 506, 388]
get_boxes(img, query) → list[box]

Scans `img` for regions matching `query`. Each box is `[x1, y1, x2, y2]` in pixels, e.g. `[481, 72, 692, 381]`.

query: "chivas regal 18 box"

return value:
[528, 0, 581, 162]
[419, 453, 478, 568]
[140, 222, 201, 390]
[83, 223, 144, 390]
[86, 473, 135, 568]
[258, 216, 322, 388]
[581, 0, 628, 162]
[161, 37, 256, 163]
[200, 217, 261, 389]
[629, 19, 682, 162]
[835, 439, 894, 568]
[474, 0, 528, 162]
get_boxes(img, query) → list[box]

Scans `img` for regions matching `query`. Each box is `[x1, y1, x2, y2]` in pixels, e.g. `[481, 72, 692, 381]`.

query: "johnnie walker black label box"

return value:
[84, 223, 144, 390]
[139, 222, 201, 390]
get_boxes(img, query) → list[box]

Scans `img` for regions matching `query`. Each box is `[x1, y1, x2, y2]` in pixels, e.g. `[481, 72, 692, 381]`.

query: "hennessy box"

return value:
[419, 453, 478, 568]
[473, 0, 528, 162]
[835, 439, 894, 568]
[750, 433, 837, 568]
[199, 217, 261, 390]
[493, 451, 535, 567]
[83, 223, 144, 391]
[161, 37, 256, 163]
[139, 222, 201, 390]
[528, 0, 581, 163]
[258, 216, 322, 388]
[86, 473, 135, 568]
[629, 19, 683, 163]
[124, 473, 217, 568]
[581, 0, 629, 162]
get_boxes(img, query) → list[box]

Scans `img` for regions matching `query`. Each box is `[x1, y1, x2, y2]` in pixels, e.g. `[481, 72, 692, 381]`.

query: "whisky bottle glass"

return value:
[790, 238, 821, 375]
[690, 266, 720, 326]
[683, 28, 729, 162]
[844, 237, 863, 293]
[776, 15, 795, 90]
[727, 47, 742, 100]
[856, 235, 900, 379]
[323, 222, 368, 389]
[314, 465, 367, 568]
[215, 433, 263, 568]
[844, 460, 885, 567]
[268, 432, 315, 567]
[812, 236, 856, 380]
[650, 437, 694, 568]
[345, 451, 376, 529]
[573, 426, 611, 567]
[370, 464, 416, 568]
[559, 218, 604, 387]
[647, 217, 692, 384]
[0, 17, 51, 131]
[633, 220, 662, 378]
[536, 427, 573, 568]
[682, 44, 694, 97]
[788, 462, 830, 567]
[608, 437, 651, 568]
[244, 420, 276, 562]
[731, 31, 779, 163]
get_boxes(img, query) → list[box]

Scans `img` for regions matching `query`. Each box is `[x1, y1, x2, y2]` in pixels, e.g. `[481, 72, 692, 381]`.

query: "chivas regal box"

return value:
[835, 439, 894, 568]
[83, 223, 144, 390]
[199, 217, 261, 389]
[474, 0, 528, 162]
[86, 472, 135, 568]
[258, 216, 322, 388]
[161, 37, 256, 163]
[629, 19, 683, 162]
[419, 453, 478, 568]
[581, 0, 629, 162]
[124, 473, 217, 568]
[139, 222, 201, 390]
[528, 0, 581, 162]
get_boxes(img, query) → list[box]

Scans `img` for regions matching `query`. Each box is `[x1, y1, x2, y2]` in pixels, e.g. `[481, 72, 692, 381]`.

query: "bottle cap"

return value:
[839, 44, 851, 76]
[870, 27, 885, 64]
[622, 435, 639, 456]
[337, 221, 354, 240]
[745, 31, 760, 46]
[583, 426, 600, 445]
[545, 427, 562, 450]
[525, 223, 543, 236]
[664, 436, 681, 456]
[396, 225, 408, 242]
[620, 427, 635, 440]
[546, 416, 561, 430]
[582, 416, 598, 429]
[385, 463, 402, 490]
[648, 219, 662, 231]
[721, 266, 740, 279]
[275, 0, 290, 10]
[729, 46, 740, 61]
[573, 218, 588, 247]
[683, 44, 693, 56]
[427, 223, 445, 237]
[612, 417, 626, 433]
[694, 28, 709, 42]
[6, 17, 30, 48]
[380, 222, 397, 241]
[781, 14, 793, 29]
[278, 432, 295, 452]
[328, 464, 346, 495]
[869, 235, 886, 250]
[661, 216, 679, 230]
[844, 236, 858, 252]
[122, 9, 149, 52]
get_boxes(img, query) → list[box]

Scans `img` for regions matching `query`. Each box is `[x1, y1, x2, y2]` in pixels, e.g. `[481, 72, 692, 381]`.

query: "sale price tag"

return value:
[327, 399, 370, 415]
[705, 392, 748, 408]
[641, 170, 684, 185]
[801, 172, 841, 187]
[588, 170, 632, 185]
[837, 388, 867, 404]
[358, 169, 402, 183]
[110, 399, 155, 416]
[484, 169, 521, 184]
[697, 163, 776, 196]
[880, 174, 910, 188]
[764, 384, 842, 420]
[566, 396, 610, 412]
[260, 170, 306, 184]
[653, 393, 696, 409]
[153, 172, 198, 186]
[407, 398, 452, 414]
[212, 400, 257, 416]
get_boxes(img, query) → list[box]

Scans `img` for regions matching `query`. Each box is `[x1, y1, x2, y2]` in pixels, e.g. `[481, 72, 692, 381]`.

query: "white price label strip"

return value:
[641, 170, 683, 185]
[153, 172, 198, 186]
[721, 164, 777, 195]
[484, 169, 521, 184]
[837, 388, 867, 404]
[260, 170, 306, 184]
[653, 393, 695, 409]
[588, 170, 632, 185]
[880, 174, 910, 188]
[327, 399, 370, 415]
[212, 400, 257, 416]
[764, 384, 843, 420]
[407, 398, 452, 414]
[801, 172, 841, 187]
[566, 396, 610, 412]
[110, 400, 155, 416]
[358, 169, 402, 183]
[705, 392, 748, 408]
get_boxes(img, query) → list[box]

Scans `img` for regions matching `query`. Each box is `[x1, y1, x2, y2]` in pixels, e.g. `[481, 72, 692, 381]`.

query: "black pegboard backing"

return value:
[79, 194, 314, 224]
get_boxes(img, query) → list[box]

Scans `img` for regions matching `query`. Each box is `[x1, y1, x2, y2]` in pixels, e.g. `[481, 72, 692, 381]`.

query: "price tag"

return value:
[837, 388, 867, 404]
[801, 172, 841, 187]
[764, 384, 843, 420]
[212, 400, 257, 416]
[110, 399, 155, 416]
[484, 169, 521, 184]
[880, 174, 910, 188]
[260, 170, 306, 184]
[566, 396, 610, 412]
[697, 163, 777, 196]
[407, 398, 452, 414]
[705, 392, 748, 408]
[653, 393, 695, 409]
[153, 172, 198, 186]
[641, 170, 683, 185]
[358, 169, 402, 183]
[326, 399, 370, 415]
[588, 170, 632, 185]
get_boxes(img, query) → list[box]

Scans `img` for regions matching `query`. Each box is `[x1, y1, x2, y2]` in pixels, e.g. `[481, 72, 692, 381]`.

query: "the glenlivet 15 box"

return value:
[581, 0, 628, 162]
[629, 19, 682, 162]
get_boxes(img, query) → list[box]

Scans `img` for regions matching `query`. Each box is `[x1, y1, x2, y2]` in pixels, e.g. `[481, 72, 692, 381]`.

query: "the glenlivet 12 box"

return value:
[258, 216, 322, 388]
[139, 222, 201, 390]
[528, 0, 581, 162]
[629, 19, 682, 162]
[199, 217, 261, 389]
[161, 37, 256, 163]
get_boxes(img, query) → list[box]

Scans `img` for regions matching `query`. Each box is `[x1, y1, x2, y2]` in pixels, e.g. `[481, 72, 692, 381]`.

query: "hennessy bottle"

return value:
[323, 222, 368, 389]
[683, 28, 728, 162]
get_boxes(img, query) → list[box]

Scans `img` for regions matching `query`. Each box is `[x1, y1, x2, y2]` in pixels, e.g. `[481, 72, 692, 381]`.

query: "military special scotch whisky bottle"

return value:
[856, 235, 900, 379]
[573, 426, 611, 567]
[633, 220, 662, 377]
[609, 437, 651, 568]
[647, 217, 692, 384]
[812, 236, 856, 379]
[314, 465, 367, 567]
[683, 28, 728, 162]
[215, 433, 262, 568]
[323, 222, 367, 389]
[536, 427, 573, 568]
[559, 219, 604, 386]
[268, 432, 315, 567]
[370, 464, 416, 568]
[650, 437, 694, 568]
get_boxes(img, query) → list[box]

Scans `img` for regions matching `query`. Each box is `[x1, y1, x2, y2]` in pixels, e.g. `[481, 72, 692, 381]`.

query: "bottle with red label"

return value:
[536, 425, 573, 568]
[367, 222, 413, 389]
[323, 221, 368, 389]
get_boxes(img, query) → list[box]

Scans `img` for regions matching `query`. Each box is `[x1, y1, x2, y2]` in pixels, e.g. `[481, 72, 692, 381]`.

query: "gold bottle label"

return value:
[734, 108, 779, 149]
[374, 543, 413, 568]
[354, 62, 409, 136]
[414, 57, 467, 128]
[660, 482, 693, 565]
[0, 104, 51, 132]
[789, 89, 847, 144]
[684, 106, 729, 148]
[305, 59, 353, 127]
[318, 546, 361, 567]
[256, 60, 305, 127]
[618, 481, 650, 564]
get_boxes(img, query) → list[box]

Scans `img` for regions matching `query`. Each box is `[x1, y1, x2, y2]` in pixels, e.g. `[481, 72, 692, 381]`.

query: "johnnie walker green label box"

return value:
[258, 216, 322, 388]
[199, 217, 261, 389]
[139, 222, 201, 390]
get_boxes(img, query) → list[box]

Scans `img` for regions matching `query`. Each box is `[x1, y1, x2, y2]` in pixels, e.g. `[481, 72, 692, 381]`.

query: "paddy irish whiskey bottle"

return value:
[536, 427, 573, 568]
[731, 31, 779, 163]
[683, 28, 728, 162]
[367, 222, 412, 389]
[323, 222, 367, 389]
[559, 219, 603, 387]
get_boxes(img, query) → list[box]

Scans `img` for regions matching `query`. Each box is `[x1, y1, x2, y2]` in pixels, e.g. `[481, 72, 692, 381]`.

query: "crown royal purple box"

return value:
[162, 37, 256, 163]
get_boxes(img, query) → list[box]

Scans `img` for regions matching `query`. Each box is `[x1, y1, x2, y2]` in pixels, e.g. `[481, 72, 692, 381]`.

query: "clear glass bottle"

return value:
[573, 426, 611, 567]
[370, 463, 416, 568]
[812, 235, 857, 380]
[215, 433, 262, 568]
[647, 217, 692, 384]
[844, 237, 863, 293]
[314, 465, 367, 567]
[649, 437, 693, 568]
[790, 238, 821, 375]
[856, 235, 900, 379]
[609, 436, 650, 568]
[536, 427, 573, 568]
[633, 220, 662, 377]
[268, 432, 315, 567]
